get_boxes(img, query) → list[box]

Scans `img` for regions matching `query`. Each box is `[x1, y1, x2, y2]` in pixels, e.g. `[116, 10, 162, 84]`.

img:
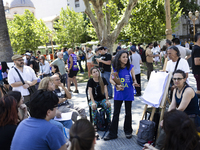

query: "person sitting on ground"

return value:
[38, 77, 73, 130]
[155, 69, 200, 149]
[51, 74, 87, 122]
[11, 90, 67, 150]
[88, 67, 111, 137]
[38, 55, 51, 79]
[69, 119, 96, 150]
[0, 95, 18, 150]
[143, 110, 200, 150]
[7, 91, 28, 123]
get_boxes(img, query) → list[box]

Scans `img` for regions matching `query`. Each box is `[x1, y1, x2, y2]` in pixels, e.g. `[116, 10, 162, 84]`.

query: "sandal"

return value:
[94, 125, 99, 138]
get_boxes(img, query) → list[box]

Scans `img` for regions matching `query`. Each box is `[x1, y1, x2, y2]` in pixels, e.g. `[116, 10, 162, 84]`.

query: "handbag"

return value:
[111, 72, 121, 85]
[14, 67, 37, 96]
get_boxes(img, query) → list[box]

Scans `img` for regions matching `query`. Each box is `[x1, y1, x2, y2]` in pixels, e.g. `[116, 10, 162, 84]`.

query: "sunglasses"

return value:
[172, 78, 184, 81]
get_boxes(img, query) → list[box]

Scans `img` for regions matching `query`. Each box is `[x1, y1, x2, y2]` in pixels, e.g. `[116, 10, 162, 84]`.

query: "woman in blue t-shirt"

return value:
[104, 50, 139, 141]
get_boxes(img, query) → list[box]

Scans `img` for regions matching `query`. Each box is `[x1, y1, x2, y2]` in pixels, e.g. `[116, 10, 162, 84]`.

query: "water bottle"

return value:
[133, 86, 136, 95]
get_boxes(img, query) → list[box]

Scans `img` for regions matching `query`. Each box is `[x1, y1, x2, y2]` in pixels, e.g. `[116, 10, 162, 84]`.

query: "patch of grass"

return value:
[77, 72, 89, 83]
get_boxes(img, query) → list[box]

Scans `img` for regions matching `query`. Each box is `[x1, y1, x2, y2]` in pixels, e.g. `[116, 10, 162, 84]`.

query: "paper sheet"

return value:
[54, 112, 73, 121]
[141, 71, 169, 108]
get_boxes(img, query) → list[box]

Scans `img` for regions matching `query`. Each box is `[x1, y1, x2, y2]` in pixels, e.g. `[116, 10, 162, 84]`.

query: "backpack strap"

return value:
[14, 67, 25, 85]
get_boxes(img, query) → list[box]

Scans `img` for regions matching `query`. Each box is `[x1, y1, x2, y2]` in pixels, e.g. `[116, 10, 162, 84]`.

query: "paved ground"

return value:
[69, 71, 196, 150]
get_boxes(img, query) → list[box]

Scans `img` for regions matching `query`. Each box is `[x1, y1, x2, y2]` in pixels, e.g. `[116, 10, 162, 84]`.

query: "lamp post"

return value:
[188, 10, 199, 38]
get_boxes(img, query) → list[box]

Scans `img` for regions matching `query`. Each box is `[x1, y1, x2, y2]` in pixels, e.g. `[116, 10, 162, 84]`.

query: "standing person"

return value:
[152, 42, 160, 66]
[129, 46, 142, 96]
[172, 38, 191, 60]
[67, 48, 79, 93]
[185, 40, 190, 48]
[88, 67, 111, 137]
[92, 48, 100, 67]
[8, 55, 37, 104]
[36, 50, 41, 59]
[54, 49, 58, 59]
[160, 45, 167, 67]
[1, 61, 9, 90]
[96, 46, 113, 99]
[38, 55, 51, 79]
[138, 44, 144, 56]
[75, 47, 84, 73]
[50, 52, 67, 86]
[63, 47, 69, 64]
[104, 51, 139, 141]
[192, 33, 200, 94]
[11, 90, 67, 150]
[166, 39, 172, 48]
[86, 48, 94, 78]
[146, 43, 159, 80]
[0, 96, 18, 150]
[25, 52, 34, 69]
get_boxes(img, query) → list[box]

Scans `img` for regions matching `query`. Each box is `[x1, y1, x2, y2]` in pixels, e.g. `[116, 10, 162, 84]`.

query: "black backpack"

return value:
[141, 50, 146, 62]
[137, 120, 155, 146]
[96, 108, 108, 131]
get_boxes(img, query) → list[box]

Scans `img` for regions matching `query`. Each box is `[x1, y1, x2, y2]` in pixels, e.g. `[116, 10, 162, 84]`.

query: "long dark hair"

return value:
[90, 67, 104, 95]
[1, 62, 9, 73]
[0, 95, 18, 126]
[52, 65, 59, 73]
[7, 91, 21, 104]
[113, 50, 130, 72]
[163, 109, 200, 150]
[70, 119, 95, 150]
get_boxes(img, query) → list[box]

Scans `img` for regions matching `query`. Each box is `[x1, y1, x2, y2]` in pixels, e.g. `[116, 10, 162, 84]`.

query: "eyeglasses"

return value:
[172, 78, 184, 81]
[17, 59, 24, 62]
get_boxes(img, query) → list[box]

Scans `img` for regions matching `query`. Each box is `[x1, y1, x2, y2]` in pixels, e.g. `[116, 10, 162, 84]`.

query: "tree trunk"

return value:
[0, 0, 13, 62]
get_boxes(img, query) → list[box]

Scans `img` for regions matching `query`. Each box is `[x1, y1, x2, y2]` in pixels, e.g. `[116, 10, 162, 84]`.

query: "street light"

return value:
[188, 10, 199, 38]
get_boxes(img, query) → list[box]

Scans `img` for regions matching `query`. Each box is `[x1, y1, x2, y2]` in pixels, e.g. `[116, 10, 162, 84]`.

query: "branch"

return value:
[111, 0, 138, 41]
[106, 0, 111, 34]
[83, 0, 101, 40]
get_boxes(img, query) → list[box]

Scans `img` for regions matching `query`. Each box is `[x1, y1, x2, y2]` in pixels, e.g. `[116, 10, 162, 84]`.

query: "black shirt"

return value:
[88, 77, 108, 101]
[0, 124, 17, 150]
[54, 88, 69, 106]
[192, 45, 200, 74]
[27, 58, 34, 67]
[99, 53, 112, 72]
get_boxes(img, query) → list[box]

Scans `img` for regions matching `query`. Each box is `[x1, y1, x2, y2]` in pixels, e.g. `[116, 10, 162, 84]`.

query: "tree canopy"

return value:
[53, 6, 85, 48]
[7, 10, 50, 54]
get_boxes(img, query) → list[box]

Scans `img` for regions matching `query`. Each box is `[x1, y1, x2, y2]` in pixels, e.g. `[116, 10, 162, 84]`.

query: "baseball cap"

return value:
[130, 46, 136, 52]
[95, 48, 99, 52]
[25, 52, 31, 56]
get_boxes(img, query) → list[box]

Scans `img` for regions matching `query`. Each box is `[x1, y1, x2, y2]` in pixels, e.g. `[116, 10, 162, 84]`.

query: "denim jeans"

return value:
[101, 71, 113, 97]
[78, 60, 84, 72]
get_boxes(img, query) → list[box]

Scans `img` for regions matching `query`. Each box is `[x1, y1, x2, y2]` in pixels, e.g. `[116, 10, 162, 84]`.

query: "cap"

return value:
[12, 55, 23, 61]
[95, 48, 99, 52]
[130, 46, 136, 52]
[25, 52, 31, 56]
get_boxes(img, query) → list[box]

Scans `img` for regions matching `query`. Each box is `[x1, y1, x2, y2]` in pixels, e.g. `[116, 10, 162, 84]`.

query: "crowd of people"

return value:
[0, 35, 200, 150]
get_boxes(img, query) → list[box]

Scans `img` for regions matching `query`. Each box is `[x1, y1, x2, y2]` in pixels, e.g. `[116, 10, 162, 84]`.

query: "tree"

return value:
[7, 10, 50, 54]
[0, 0, 13, 62]
[83, 0, 138, 52]
[119, 0, 182, 43]
[53, 6, 85, 48]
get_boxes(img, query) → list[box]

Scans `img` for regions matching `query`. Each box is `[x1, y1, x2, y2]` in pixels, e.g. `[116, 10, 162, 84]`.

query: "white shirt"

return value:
[129, 53, 141, 75]
[185, 43, 190, 48]
[166, 58, 190, 83]
[39, 60, 50, 74]
[23, 56, 27, 65]
[8, 66, 38, 96]
[87, 52, 93, 63]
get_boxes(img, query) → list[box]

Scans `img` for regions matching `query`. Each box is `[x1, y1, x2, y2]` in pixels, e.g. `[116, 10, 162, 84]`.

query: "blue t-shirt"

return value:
[11, 117, 66, 150]
[63, 51, 69, 63]
[0, 65, 2, 81]
[113, 64, 134, 101]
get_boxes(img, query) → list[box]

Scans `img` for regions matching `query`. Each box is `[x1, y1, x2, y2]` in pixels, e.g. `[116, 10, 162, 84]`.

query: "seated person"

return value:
[38, 77, 73, 129]
[88, 67, 111, 135]
[51, 74, 87, 122]
[69, 119, 96, 150]
[155, 69, 200, 149]
[0, 96, 18, 150]
[11, 90, 67, 150]
[7, 91, 28, 123]
[143, 110, 200, 150]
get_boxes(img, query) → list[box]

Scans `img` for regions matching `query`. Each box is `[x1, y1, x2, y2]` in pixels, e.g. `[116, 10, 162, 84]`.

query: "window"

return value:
[75, 0, 80, 7]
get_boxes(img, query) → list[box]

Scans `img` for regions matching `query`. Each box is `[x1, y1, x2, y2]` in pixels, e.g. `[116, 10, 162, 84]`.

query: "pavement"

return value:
[69, 71, 197, 150]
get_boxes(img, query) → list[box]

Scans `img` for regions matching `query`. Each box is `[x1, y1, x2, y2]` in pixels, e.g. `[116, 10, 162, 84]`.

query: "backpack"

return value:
[141, 50, 146, 62]
[137, 120, 155, 146]
[96, 108, 108, 131]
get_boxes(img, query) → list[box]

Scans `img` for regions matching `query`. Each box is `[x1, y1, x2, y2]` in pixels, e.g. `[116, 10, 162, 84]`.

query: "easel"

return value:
[136, 58, 171, 138]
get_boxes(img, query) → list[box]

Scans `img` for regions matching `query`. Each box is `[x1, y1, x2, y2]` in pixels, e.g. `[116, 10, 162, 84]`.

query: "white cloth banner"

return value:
[142, 71, 169, 108]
